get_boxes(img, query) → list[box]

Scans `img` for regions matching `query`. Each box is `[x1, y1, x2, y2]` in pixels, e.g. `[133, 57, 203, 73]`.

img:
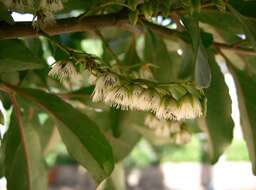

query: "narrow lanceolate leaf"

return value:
[1, 112, 47, 190]
[228, 4, 256, 50]
[15, 87, 114, 184]
[182, 16, 211, 88]
[231, 68, 256, 174]
[0, 40, 45, 73]
[0, 2, 14, 24]
[200, 50, 234, 163]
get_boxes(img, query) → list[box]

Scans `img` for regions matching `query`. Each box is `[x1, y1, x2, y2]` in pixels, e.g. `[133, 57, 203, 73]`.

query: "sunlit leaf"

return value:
[199, 50, 234, 163]
[231, 67, 256, 174]
[1, 112, 47, 190]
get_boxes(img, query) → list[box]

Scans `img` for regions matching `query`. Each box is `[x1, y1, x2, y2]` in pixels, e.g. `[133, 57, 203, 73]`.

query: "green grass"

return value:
[225, 139, 249, 161]
[124, 136, 250, 168]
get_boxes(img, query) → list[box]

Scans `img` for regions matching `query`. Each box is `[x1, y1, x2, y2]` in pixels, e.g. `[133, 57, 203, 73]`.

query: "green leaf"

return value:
[196, 10, 242, 34]
[123, 38, 141, 66]
[106, 111, 142, 161]
[0, 40, 45, 72]
[0, 2, 14, 24]
[144, 30, 180, 82]
[182, 16, 211, 88]
[1, 112, 47, 190]
[229, 0, 256, 17]
[14, 87, 114, 184]
[231, 68, 256, 174]
[0, 108, 3, 125]
[0, 91, 11, 109]
[110, 108, 123, 138]
[228, 4, 256, 50]
[178, 45, 194, 79]
[200, 50, 234, 163]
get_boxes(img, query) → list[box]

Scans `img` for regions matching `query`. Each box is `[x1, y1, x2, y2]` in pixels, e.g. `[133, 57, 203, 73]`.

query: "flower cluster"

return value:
[33, 0, 64, 29]
[91, 72, 206, 121]
[144, 114, 191, 144]
[48, 60, 78, 82]
[1, 0, 33, 11]
[2, 0, 64, 28]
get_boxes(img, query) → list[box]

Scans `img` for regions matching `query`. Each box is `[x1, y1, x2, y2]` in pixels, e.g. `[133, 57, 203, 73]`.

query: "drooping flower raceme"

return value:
[91, 71, 206, 121]
[144, 114, 191, 144]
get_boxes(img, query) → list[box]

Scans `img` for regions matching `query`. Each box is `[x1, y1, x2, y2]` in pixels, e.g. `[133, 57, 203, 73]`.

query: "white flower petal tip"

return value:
[48, 61, 78, 82]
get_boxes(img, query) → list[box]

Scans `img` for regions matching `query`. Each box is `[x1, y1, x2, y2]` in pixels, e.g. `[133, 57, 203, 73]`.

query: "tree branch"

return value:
[0, 12, 256, 56]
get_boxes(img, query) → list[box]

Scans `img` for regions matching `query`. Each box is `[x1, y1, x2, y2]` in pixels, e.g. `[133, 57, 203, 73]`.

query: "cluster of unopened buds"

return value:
[90, 71, 206, 121]
[144, 114, 191, 144]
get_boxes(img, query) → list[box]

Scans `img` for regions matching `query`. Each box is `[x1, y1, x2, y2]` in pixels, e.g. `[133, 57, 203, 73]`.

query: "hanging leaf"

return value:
[228, 4, 256, 50]
[123, 38, 141, 65]
[231, 68, 256, 174]
[106, 111, 142, 161]
[144, 30, 180, 82]
[1, 112, 47, 190]
[199, 50, 234, 163]
[178, 45, 194, 79]
[14, 87, 114, 184]
[182, 16, 211, 88]
[0, 40, 45, 72]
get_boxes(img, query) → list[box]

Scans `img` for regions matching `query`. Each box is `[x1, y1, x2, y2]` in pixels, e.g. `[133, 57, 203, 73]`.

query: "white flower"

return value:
[92, 76, 105, 102]
[172, 128, 191, 144]
[191, 96, 203, 118]
[176, 95, 195, 120]
[88, 74, 97, 85]
[176, 95, 203, 120]
[104, 86, 130, 110]
[40, 0, 63, 12]
[139, 65, 154, 80]
[130, 85, 144, 110]
[33, 9, 56, 29]
[144, 114, 189, 141]
[48, 61, 78, 82]
[137, 89, 161, 112]
[103, 73, 119, 88]
[156, 96, 178, 120]
[3, 0, 34, 11]
[92, 73, 119, 102]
